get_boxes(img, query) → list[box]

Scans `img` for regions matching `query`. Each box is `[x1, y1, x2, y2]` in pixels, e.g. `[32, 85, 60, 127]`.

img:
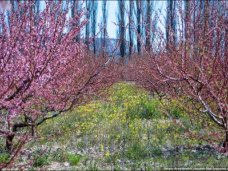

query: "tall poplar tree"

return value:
[91, 0, 98, 54]
[102, 0, 108, 56]
[128, 0, 134, 56]
[166, 0, 176, 50]
[85, 0, 91, 50]
[136, 0, 142, 54]
[118, 0, 126, 58]
[71, 0, 81, 42]
[145, 0, 152, 52]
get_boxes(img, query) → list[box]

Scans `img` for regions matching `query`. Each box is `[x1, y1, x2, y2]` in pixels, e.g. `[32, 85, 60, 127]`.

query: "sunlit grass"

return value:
[33, 82, 226, 169]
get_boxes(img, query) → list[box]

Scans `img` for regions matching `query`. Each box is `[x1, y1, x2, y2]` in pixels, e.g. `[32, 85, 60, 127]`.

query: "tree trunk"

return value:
[5, 134, 14, 153]
[136, 0, 141, 55]
[222, 131, 228, 152]
[129, 0, 134, 57]
[85, 0, 91, 50]
[5, 122, 28, 153]
[145, 0, 151, 52]
[118, 0, 125, 58]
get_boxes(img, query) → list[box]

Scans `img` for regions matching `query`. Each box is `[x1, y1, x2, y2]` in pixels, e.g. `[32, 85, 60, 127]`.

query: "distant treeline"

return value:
[6, 0, 227, 57]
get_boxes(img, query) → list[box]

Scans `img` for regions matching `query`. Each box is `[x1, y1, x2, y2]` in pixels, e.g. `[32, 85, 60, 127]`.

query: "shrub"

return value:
[33, 155, 49, 167]
[67, 153, 82, 166]
[32, 148, 50, 167]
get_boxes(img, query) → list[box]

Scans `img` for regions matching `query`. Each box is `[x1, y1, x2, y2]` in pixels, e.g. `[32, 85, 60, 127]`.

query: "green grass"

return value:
[67, 153, 82, 166]
[33, 154, 49, 167]
[0, 152, 10, 164]
[31, 82, 226, 169]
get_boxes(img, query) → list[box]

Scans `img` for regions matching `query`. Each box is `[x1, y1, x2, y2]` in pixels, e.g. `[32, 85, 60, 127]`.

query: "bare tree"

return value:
[85, 0, 91, 50]
[91, 0, 98, 54]
[102, 0, 108, 56]
[166, 0, 176, 50]
[136, 0, 142, 54]
[118, 0, 126, 58]
[128, 0, 134, 57]
[71, 0, 81, 42]
[145, 0, 152, 52]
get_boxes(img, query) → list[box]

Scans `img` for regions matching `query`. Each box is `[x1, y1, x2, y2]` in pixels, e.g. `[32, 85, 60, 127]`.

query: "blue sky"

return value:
[96, 1, 166, 38]
[97, 1, 117, 38]
[38, 1, 119, 38]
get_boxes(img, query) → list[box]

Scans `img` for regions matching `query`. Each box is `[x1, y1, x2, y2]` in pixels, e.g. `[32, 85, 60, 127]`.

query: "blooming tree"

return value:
[127, 0, 228, 152]
[0, 1, 118, 167]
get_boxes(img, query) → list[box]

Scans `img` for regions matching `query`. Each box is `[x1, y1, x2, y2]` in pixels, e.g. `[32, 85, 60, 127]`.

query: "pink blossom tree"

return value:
[0, 1, 118, 168]
[127, 0, 228, 152]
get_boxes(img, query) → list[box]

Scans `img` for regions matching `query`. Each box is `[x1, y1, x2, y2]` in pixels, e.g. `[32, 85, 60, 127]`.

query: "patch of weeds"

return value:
[50, 148, 67, 162]
[0, 152, 10, 164]
[67, 153, 82, 166]
[77, 141, 87, 149]
[33, 154, 49, 167]
[104, 152, 120, 164]
[126, 143, 147, 160]
[32, 148, 50, 167]
[151, 147, 163, 157]
[113, 165, 122, 171]
[86, 162, 99, 171]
